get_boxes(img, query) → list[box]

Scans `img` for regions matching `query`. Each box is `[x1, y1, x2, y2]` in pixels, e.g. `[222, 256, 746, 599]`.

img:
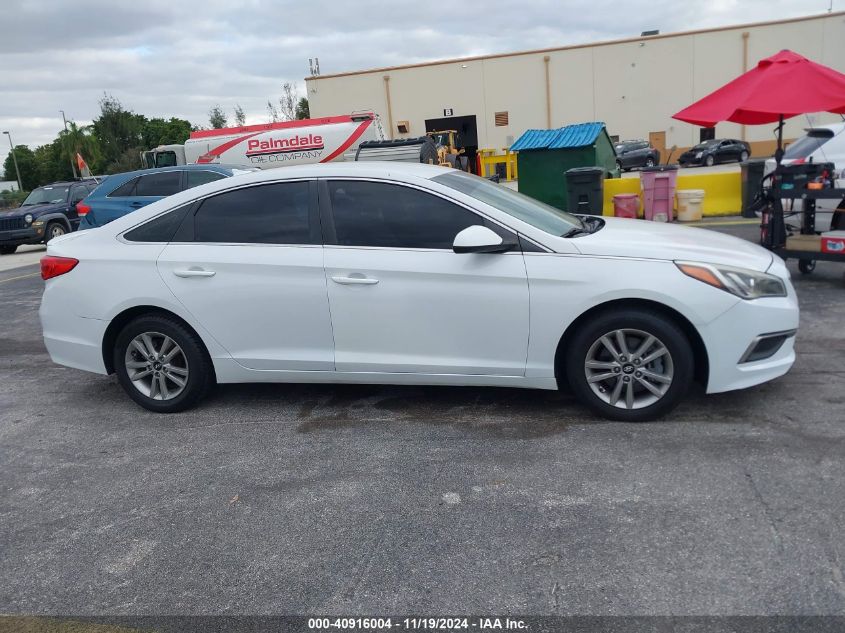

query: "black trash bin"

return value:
[565, 166, 605, 215]
[741, 158, 768, 218]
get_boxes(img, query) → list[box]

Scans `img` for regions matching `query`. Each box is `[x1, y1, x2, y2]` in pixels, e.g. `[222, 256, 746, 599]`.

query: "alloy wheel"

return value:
[50, 225, 65, 239]
[124, 331, 189, 401]
[584, 328, 674, 410]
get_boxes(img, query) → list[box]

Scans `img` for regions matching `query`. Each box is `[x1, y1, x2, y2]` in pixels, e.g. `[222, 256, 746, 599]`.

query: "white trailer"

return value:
[142, 112, 385, 170]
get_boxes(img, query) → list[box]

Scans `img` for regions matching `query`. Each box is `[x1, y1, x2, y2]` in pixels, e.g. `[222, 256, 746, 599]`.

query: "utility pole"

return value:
[60, 110, 78, 179]
[2, 131, 23, 192]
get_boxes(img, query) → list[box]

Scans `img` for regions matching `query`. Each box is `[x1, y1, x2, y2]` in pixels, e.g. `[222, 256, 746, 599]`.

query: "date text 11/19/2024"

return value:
[307, 617, 528, 630]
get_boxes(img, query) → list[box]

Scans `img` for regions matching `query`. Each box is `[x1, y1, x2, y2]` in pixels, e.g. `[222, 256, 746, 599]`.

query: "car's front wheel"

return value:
[565, 309, 694, 421]
[705, 155, 715, 167]
[45, 222, 66, 243]
[113, 314, 215, 413]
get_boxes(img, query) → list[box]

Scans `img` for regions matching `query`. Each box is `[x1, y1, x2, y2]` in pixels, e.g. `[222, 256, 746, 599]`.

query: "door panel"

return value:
[324, 248, 529, 375]
[320, 178, 529, 376]
[156, 180, 332, 371]
[158, 244, 333, 370]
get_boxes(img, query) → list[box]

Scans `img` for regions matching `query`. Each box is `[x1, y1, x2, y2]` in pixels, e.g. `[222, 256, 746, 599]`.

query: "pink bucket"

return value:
[612, 193, 640, 219]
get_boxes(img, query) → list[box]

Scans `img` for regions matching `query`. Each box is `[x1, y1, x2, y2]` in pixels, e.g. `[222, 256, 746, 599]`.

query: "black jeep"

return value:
[0, 180, 99, 254]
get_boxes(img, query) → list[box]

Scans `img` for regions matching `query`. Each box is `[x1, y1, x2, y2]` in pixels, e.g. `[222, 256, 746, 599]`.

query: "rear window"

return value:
[783, 129, 835, 160]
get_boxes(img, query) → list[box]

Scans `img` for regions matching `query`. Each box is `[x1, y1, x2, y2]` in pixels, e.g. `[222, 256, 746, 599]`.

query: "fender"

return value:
[35, 212, 73, 233]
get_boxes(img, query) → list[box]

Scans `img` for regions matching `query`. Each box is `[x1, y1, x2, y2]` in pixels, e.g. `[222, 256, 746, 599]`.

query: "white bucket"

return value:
[676, 189, 705, 222]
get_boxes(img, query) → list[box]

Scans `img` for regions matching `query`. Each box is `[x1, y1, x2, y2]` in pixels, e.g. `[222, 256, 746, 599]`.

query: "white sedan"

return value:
[39, 163, 799, 421]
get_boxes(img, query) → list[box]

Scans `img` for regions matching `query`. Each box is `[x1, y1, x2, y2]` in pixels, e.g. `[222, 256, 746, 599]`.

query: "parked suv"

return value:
[0, 180, 99, 254]
[614, 140, 660, 171]
[764, 123, 845, 232]
[678, 138, 751, 167]
[78, 164, 256, 229]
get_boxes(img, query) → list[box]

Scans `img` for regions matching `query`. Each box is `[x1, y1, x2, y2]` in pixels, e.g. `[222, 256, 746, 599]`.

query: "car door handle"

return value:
[173, 268, 216, 278]
[130, 201, 145, 208]
[331, 275, 379, 285]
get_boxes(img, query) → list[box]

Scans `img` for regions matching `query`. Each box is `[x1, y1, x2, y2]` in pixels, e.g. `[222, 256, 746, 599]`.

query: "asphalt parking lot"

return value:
[1, 222, 844, 617]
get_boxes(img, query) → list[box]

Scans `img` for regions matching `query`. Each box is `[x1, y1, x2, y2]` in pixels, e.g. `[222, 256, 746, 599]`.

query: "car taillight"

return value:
[76, 202, 91, 216]
[792, 157, 806, 165]
[41, 256, 79, 280]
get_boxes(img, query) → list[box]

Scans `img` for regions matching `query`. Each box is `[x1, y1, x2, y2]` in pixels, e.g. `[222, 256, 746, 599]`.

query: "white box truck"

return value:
[142, 112, 386, 170]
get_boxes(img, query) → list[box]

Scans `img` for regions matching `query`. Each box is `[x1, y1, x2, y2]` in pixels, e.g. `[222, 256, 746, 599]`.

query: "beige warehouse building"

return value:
[306, 12, 845, 163]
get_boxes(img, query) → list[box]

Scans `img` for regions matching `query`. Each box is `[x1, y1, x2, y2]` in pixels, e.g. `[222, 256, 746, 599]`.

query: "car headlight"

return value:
[695, 152, 703, 158]
[24, 214, 33, 224]
[675, 261, 787, 299]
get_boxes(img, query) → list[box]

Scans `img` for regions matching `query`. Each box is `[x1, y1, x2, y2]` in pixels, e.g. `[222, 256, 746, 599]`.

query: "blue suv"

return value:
[78, 164, 255, 229]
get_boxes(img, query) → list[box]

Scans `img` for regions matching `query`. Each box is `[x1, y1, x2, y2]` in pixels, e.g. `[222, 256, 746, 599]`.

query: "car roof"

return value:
[105, 164, 246, 180]
[213, 161, 459, 185]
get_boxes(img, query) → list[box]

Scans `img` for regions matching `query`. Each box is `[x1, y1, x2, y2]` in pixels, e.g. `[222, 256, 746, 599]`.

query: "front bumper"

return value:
[0, 226, 44, 246]
[700, 289, 799, 394]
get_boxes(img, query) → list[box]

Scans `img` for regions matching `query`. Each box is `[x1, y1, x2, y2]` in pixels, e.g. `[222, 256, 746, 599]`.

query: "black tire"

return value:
[0, 245, 17, 255]
[615, 160, 623, 172]
[419, 139, 439, 165]
[645, 156, 656, 168]
[705, 155, 715, 167]
[798, 259, 816, 275]
[44, 222, 66, 243]
[113, 314, 215, 413]
[564, 308, 694, 422]
[740, 150, 749, 162]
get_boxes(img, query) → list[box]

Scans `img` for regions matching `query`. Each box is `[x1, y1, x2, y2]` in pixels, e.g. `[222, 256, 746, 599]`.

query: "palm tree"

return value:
[60, 121, 101, 176]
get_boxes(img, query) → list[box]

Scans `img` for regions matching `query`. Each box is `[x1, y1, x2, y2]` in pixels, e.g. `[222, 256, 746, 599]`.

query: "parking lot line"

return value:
[0, 271, 40, 284]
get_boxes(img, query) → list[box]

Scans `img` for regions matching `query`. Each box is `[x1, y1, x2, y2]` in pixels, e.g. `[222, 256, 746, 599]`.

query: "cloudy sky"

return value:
[0, 0, 837, 172]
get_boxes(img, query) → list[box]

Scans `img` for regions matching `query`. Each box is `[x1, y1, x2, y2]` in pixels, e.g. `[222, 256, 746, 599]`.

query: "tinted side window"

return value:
[70, 187, 88, 203]
[124, 205, 191, 243]
[195, 182, 311, 244]
[109, 177, 139, 197]
[136, 171, 181, 196]
[328, 181, 483, 249]
[186, 170, 227, 190]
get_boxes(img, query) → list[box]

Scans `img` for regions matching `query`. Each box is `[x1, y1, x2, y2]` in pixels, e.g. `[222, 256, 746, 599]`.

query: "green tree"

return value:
[91, 93, 144, 172]
[59, 121, 101, 175]
[208, 105, 227, 129]
[3, 144, 38, 190]
[141, 117, 192, 148]
[295, 97, 310, 120]
[233, 104, 246, 127]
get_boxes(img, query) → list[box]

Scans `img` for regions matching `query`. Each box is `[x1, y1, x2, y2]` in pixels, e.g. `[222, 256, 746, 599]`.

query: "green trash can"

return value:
[565, 167, 605, 215]
[741, 159, 768, 218]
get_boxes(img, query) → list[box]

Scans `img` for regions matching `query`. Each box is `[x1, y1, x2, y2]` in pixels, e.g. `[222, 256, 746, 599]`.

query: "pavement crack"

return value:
[744, 466, 783, 554]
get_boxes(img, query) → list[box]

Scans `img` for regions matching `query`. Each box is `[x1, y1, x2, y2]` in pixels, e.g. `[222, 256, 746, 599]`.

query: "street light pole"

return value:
[60, 110, 78, 179]
[2, 131, 23, 193]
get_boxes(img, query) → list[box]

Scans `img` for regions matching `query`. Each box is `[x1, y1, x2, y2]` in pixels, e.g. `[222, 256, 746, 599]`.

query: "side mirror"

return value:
[453, 225, 515, 254]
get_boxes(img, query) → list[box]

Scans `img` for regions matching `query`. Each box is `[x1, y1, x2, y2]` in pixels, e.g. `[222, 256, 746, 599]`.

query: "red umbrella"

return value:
[673, 50, 845, 161]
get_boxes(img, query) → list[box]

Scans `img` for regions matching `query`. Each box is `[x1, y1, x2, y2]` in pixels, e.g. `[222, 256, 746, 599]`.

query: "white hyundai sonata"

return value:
[39, 162, 798, 421]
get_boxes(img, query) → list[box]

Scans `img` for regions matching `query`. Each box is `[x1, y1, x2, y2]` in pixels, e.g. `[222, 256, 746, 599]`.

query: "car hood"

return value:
[0, 202, 64, 218]
[569, 217, 773, 271]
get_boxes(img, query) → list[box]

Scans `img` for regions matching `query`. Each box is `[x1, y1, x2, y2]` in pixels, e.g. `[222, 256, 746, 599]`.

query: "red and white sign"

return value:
[185, 114, 378, 168]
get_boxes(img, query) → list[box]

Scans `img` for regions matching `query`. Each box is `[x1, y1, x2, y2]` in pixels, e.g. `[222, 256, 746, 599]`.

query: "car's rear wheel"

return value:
[0, 245, 17, 255]
[798, 258, 816, 275]
[565, 309, 694, 421]
[45, 222, 66, 243]
[645, 156, 656, 167]
[705, 155, 715, 167]
[113, 314, 214, 413]
[740, 150, 749, 162]
[616, 160, 623, 172]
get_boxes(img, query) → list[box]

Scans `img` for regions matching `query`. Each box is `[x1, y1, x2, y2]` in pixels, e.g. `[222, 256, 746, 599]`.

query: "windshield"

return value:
[154, 151, 179, 168]
[692, 141, 718, 151]
[783, 129, 835, 160]
[433, 171, 583, 236]
[22, 185, 69, 206]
